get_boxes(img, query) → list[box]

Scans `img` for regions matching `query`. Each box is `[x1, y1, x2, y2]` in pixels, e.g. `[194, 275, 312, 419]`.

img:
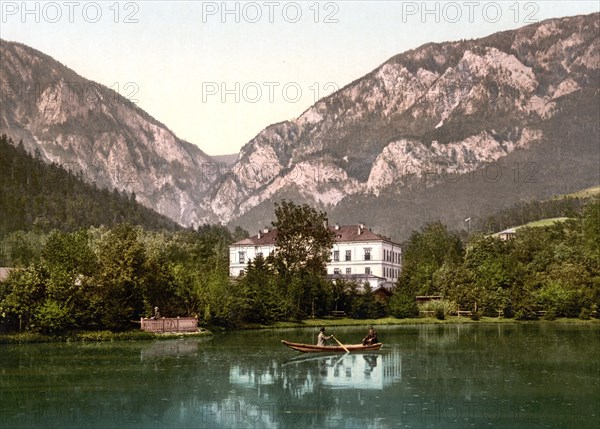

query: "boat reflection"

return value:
[313, 351, 402, 390]
[229, 350, 402, 394]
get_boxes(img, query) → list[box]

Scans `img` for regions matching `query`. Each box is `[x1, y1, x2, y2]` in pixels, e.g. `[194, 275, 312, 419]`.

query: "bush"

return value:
[434, 307, 445, 320]
[34, 300, 74, 334]
[389, 292, 419, 318]
[579, 308, 592, 320]
[515, 306, 538, 321]
[418, 299, 457, 319]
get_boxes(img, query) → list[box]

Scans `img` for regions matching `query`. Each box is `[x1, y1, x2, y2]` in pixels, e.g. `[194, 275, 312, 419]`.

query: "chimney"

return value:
[358, 222, 365, 235]
[263, 227, 269, 234]
[258, 231, 261, 239]
[335, 223, 340, 230]
[323, 218, 329, 229]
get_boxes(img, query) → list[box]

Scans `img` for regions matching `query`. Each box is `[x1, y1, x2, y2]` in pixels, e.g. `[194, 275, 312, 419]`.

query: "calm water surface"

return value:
[0, 324, 598, 429]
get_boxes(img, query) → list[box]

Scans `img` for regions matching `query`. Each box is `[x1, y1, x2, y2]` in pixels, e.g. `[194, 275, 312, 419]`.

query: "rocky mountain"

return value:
[0, 40, 217, 226]
[1, 13, 599, 239]
[205, 13, 599, 239]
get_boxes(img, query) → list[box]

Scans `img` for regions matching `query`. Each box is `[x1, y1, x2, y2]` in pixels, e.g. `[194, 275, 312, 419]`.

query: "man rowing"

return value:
[317, 327, 333, 346]
[362, 326, 378, 345]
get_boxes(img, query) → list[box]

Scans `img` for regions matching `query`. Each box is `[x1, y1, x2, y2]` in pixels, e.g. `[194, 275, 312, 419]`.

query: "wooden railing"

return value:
[140, 317, 198, 333]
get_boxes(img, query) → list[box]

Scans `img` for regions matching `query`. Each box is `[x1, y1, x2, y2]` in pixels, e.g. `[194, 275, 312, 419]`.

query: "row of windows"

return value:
[331, 267, 399, 278]
[237, 250, 270, 264]
[238, 248, 400, 266]
[384, 249, 401, 264]
[384, 267, 399, 279]
[333, 267, 371, 275]
[332, 248, 399, 262]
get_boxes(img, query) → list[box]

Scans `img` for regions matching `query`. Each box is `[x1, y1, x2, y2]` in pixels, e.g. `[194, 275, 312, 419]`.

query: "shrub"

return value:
[34, 300, 74, 334]
[389, 292, 419, 318]
[515, 306, 538, 321]
[579, 308, 592, 320]
[418, 299, 457, 319]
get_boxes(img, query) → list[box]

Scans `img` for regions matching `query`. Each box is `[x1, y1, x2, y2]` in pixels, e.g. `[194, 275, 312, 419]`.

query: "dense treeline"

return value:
[0, 134, 180, 240]
[0, 202, 388, 334]
[0, 224, 249, 333]
[1, 198, 598, 335]
[475, 195, 592, 233]
[390, 196, 600, 320]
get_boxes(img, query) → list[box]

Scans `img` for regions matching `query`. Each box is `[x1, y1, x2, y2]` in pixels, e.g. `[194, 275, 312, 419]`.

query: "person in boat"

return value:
[362, 326, 378, 345]
[317, 327, 333, 347]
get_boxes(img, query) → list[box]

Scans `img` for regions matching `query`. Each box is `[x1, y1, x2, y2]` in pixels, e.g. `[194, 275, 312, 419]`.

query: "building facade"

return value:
[229, 223, 402, 289]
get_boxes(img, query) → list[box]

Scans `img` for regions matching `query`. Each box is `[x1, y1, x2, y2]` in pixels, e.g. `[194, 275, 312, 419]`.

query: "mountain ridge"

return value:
[1, 39, 217, 226]
[203, 12, 599, 238]
[1, 13, 598, 239]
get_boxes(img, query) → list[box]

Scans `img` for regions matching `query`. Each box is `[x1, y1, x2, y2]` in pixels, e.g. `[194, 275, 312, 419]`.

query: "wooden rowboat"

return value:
[281, 340, 382, 353]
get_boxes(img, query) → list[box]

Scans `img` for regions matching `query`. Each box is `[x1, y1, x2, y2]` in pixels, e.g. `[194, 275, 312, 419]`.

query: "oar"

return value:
[332, 335, 350, 353]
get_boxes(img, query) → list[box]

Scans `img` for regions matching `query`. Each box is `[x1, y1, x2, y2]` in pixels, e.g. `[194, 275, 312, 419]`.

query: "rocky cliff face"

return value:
[2, 13, 598, 237]
[0, 41, 216, 226]
[206, 13, 599, 234]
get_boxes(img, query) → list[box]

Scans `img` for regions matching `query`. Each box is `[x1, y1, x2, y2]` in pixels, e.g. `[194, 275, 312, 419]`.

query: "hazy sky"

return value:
[2, 1, 598, 155]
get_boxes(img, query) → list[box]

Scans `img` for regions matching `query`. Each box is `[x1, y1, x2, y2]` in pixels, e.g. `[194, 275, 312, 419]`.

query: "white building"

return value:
[229, 223, 402, 289]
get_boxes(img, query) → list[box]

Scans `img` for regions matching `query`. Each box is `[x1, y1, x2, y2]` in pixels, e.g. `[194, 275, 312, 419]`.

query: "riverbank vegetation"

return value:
[1, 198, 598, 336]
[391, 196, 600, 321]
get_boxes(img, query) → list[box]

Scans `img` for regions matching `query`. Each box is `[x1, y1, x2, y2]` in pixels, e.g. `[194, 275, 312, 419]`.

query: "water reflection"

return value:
[229, 350, 402, 394]
[1, 325, 599, 429]
[140, 339, 204, 360]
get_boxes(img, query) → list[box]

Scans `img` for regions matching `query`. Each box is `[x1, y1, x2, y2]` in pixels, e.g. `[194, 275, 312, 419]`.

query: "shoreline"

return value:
[2, 317, 598, 344]
[238, 316, 600, 330]
[0, 329, 212, 345]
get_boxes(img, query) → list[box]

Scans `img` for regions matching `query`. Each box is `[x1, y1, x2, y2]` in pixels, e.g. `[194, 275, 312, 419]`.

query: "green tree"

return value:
[269, 201, 335, 319]
[463, 236, 518, 315]
[240, 254, 278, 323]
[389, 288, 419, 318]
[398, 222, 464, 296]
[351, 283, 385, 319]
[0, 264, 48, 332]
[272, 200, 334, 276]
[93, 224, 146, 331]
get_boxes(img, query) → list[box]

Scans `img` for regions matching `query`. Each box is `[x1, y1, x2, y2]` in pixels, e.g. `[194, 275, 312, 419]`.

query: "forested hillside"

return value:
[0, 134, 180, 236]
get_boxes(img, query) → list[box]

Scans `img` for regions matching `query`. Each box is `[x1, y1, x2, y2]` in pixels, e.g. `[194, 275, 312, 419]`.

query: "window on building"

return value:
[346, 268, 351, 275]
[365, 267, 371, 275]
[334, 268, 341, 274]
[333, 250, 339, 262]
[239, 252, 245, 264]
[364, 248, 371, 261]
[345, 250, 351, 261]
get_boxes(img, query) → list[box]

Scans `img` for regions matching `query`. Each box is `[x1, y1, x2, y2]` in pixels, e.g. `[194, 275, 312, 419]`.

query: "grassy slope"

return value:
[560, 186, 600, 199]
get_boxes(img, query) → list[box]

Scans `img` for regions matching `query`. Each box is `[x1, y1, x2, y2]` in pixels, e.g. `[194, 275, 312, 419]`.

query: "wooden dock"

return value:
[140, 317, 198, 333]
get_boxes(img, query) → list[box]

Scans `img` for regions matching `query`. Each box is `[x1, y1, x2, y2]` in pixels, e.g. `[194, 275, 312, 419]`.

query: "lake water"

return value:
[0, 324, 598, 429]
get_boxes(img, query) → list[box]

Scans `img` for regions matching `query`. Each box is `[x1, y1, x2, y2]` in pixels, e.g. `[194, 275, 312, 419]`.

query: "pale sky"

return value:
[1, 1, 598, 155]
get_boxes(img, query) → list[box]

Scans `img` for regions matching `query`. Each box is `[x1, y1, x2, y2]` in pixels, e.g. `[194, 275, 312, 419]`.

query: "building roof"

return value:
[231, 224, 400, 246]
